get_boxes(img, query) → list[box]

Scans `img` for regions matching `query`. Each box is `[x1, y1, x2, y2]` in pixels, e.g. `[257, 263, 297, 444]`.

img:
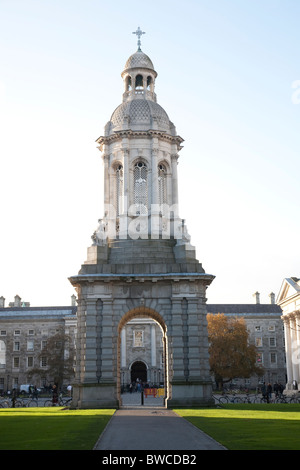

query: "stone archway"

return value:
[131, 361, 147, 383]
[117, 306, 169, 407]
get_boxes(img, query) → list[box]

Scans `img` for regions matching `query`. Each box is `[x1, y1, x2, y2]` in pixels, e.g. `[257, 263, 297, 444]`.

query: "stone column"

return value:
[121, 147, 129, 212]
[171, 154, 179, 206]
[103, 154, 110, 207]
[151, 147, 159, 206]
[151, 324, 156, 367]
[290, 315, 299, 387]
[170, 297, 185, 382]
[100, 299, 115, 383]
[84, 299, 98, 382]
[283, 316, 293, 388]
[186, 297, 202, 381]
[74, 298, 86, 384]
[295, 312, 300, 386]
[121, 328, 126, 368]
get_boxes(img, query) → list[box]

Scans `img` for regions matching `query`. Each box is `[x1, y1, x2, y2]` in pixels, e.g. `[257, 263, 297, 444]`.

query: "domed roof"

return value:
[110, 99, 171, 132]
[123, 50, 155, 72]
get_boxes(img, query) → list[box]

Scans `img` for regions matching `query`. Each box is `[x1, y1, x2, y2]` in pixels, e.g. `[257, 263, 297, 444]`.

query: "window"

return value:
[255, 337, 263, 347]
[13, 357, 20, 368]
[158, 164, 167, 205]
[147, 76, 152, 91]
[14, 342, 20, 351]
[0, 340, 6, 367]
[135, 74, 143, 90]
[14, 330, 21, 336]
[27, 341, 34, 351]
[255, 326, 261, 332]
[126, 76, 132, 91]
[268, 325, 275, 331]
[269, 337, 276, 347]
[28, 329, 34, 335]
[0, 331, 6, 336]
[27, 356, 34, 367]
[41, 357, 47, 367]
[134, 162, 148, 215]
[270, 353, 277, 364]
[256, 353, 263, 364]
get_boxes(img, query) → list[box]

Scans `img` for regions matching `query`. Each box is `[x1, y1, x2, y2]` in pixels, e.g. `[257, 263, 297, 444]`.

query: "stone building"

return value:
[0, 291, 286, 395]
[120, 317, 164, 389]
[277, 277, 300, 390]
[207, 292, 286, 389]
[0, 296, 76, 392]
[68, 30, 215, 408]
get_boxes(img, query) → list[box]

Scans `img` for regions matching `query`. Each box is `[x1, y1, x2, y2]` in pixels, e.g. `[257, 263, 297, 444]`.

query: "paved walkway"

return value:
[94, 394, 226, 451]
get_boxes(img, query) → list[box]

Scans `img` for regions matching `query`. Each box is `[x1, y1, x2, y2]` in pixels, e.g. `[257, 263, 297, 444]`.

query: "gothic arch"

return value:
[131, 156, 149, 168]
[157, 159, 170, 171]
[117, 306, 169, 407]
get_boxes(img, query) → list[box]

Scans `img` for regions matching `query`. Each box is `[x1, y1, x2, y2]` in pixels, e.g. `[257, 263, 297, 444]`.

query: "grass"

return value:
[175, 404, 300, 450]
[1, 404, 300, 450]
[0, 407, 115, 450]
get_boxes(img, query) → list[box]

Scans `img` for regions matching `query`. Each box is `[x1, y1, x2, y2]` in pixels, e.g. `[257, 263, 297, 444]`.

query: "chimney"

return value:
[0, 296, 5, 308]
[253, 292, 260, 304]
[269, 292, 275, 304]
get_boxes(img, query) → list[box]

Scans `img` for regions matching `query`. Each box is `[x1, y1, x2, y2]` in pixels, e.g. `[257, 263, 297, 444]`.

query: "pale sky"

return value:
[0, 0, 299, 307]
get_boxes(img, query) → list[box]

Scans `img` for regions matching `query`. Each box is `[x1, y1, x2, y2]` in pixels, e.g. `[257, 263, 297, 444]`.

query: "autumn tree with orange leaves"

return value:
[207, 313, 264, 389]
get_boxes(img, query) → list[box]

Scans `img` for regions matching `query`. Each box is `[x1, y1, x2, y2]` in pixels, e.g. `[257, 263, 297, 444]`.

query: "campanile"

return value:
[69, 29, 214, 408]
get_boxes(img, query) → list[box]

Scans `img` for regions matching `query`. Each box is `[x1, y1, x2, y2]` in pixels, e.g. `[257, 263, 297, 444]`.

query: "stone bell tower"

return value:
[69, 28, 215, 408]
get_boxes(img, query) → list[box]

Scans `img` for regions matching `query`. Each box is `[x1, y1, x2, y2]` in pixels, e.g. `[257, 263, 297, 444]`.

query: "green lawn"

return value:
[175, 404, 300, 450]
[0, 407, 115, 450]
[1, 404, 300, 450]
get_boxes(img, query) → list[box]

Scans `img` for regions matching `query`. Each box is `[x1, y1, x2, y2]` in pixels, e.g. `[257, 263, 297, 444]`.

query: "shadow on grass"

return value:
[0, 408, 115, 450]
[176, 404, 300, 450]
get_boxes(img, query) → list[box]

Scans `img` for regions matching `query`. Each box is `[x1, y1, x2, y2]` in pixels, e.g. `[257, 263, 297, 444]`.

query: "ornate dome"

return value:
[123, 50, 155, 72]
[109, 99, 171, 132]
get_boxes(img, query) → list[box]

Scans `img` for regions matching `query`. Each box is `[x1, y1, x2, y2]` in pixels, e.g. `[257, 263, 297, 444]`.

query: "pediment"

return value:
[277, 277, 300, 305]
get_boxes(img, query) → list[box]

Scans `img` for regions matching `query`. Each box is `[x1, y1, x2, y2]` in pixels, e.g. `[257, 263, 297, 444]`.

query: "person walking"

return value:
[11, 388, 17, 408]
[267, 383, 272, 402]
[52, 384, 58, 406]
[261, 382, 269, 403]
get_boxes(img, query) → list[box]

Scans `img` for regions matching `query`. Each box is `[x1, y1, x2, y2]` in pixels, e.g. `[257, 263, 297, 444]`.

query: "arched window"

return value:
[158, 164, 167, 205]
[115, 164, 124, 216]
[134, 161, 148, 215]
[147, 76, 152, 91]
[135, 74, 144, 90]
[126, 76, 132, 91]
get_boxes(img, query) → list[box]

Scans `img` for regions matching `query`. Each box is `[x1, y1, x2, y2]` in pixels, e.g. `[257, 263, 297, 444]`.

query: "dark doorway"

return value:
[131, 361, 147, 383]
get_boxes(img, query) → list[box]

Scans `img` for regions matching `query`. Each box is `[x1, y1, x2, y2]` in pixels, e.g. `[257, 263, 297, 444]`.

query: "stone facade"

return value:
[0, 295, 286, 395]
[0, 296, 76, 392]
[277, 277, 300, 390]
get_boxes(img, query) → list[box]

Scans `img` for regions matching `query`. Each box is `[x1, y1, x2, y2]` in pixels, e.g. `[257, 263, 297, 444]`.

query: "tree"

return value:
[207, 313, 264, 389]
[28, 329, 75, 388]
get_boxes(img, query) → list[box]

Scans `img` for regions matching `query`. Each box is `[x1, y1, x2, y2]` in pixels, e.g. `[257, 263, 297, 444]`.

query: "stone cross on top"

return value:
[132, 26, 145, 51]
